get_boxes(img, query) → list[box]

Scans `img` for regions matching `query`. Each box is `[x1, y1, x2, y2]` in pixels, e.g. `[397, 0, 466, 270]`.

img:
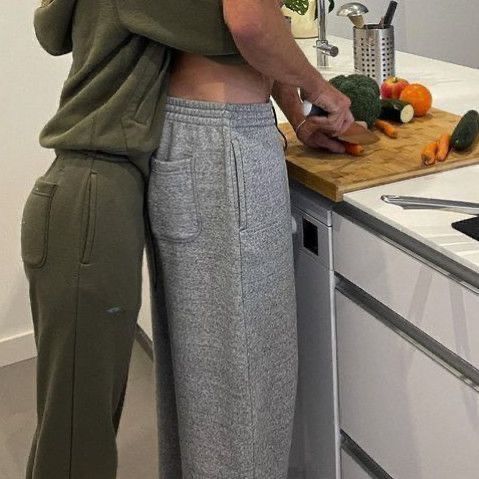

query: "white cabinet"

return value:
[291, 187, 479, 479]
[333, 213, 479, 371]
[336, 291, 479, 478]
[340, 450, 372, 479]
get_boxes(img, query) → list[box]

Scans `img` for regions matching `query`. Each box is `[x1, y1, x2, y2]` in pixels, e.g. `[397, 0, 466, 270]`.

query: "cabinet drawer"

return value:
[341, 450, 372, 479]
[336, 291, 479, 479]
[333, 213, 479, 370]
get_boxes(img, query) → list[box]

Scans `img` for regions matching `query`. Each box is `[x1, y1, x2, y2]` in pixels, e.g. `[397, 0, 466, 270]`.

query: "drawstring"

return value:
[272, 104, 288, 152]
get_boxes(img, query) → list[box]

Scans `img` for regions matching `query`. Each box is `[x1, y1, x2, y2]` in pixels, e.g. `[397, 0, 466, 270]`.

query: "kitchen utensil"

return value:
[381, 195, 479, 215]
[452, 216, 479, 242]
[303, 101, 380, 145]
[337, 2, 369, 28]
[354, 24, 395, 84]
[381, 1, 398, 27]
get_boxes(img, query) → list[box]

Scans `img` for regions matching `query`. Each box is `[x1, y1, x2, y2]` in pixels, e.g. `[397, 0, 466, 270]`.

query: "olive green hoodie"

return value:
[34, 0, 240, 176]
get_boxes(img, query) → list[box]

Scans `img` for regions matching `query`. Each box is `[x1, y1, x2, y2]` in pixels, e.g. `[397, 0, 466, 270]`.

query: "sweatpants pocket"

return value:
[230, 139, 247, 231]
[234, 129, 289, 231]
[80, 172, 98, 264]
[148, 157, 201, 242]
[21, 178, 57, 268]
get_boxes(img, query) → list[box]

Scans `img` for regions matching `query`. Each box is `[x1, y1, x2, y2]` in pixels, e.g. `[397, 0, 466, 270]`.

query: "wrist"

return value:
[294, 117, 307, 136]
[290, 112, 306, 131]
[302, 71, 328, 100]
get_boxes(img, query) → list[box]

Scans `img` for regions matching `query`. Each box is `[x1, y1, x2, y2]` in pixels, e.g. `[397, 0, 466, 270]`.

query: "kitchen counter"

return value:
[285, 36, 479, 280]
[288, 36, 479, 479]
[344, 166, 479, 276]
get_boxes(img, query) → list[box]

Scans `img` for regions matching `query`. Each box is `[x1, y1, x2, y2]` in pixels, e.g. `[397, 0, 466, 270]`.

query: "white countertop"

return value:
[285, 36, 479, 276]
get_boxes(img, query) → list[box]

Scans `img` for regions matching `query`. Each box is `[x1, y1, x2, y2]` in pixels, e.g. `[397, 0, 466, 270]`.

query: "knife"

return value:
[382, 1, 398, 27]
[381, 195, 479, 215]
[303, 101, 380, 145]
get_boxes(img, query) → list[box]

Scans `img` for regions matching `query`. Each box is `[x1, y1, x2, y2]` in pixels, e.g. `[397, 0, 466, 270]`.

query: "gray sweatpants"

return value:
[147, 97, 298, 478]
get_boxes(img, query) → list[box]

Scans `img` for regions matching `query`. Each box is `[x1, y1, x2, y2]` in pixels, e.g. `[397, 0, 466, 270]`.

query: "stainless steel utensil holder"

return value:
[353, 24, 395, 84]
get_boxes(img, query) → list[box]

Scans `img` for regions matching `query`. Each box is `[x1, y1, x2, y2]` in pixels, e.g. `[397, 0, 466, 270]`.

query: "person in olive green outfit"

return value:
[23, 1, 238, 478]
[25, 1, 352, 478]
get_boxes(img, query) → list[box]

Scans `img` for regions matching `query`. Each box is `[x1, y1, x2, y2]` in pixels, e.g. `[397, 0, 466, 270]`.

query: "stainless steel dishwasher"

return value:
[288, 179, 340, 479]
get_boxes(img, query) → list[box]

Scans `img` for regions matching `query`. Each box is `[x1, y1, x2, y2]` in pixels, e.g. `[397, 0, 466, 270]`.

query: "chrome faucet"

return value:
[316, 0, 339, 68]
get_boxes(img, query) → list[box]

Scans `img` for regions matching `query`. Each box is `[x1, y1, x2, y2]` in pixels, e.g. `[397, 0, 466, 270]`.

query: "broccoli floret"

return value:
[347, 74, 380, 97]
[336, 79, 357, 93]
[343, 86, 382, 128]
[329, 74, 382, 128]
[329, 75, 347, 90]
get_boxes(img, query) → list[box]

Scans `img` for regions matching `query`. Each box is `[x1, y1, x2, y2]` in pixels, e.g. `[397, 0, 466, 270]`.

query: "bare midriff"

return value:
[168, 51, 273, 104]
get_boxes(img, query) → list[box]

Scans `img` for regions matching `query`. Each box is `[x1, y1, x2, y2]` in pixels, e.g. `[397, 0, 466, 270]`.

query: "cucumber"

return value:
[380, 99, 415, 124]
[451, 110, 479, 151]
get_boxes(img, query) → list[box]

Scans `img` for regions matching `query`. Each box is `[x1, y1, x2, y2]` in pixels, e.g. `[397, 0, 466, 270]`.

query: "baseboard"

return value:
[135, 325, 153, 360]
[0, 330, 37, 368]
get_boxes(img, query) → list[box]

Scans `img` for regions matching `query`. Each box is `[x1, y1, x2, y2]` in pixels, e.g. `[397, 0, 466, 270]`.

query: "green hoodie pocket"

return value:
[21, 178, 57, 268]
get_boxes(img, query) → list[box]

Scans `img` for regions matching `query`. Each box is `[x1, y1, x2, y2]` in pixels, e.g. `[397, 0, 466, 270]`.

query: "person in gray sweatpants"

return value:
[148, 99, 298, 477]
[145, 1, 354, 477]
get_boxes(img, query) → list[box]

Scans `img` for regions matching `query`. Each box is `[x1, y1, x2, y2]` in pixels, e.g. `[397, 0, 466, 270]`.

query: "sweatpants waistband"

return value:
[165, 96, 276, 128]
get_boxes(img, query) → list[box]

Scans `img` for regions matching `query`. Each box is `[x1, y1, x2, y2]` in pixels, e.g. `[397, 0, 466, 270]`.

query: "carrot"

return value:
[436, 133, 451, 162]
[422, 141, 439, 166]
[343, 142, 365, 156]
[375, 119, 398, 139]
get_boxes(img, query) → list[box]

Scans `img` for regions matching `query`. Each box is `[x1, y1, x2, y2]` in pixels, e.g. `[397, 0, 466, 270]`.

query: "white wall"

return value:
[0, 1, 152, 367]
[0, 1, 64, 366]
[327, 0, 479, 69]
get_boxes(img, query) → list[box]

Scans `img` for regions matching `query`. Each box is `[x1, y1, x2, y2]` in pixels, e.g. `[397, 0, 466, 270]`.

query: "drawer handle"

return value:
[341, 431, 395, 479]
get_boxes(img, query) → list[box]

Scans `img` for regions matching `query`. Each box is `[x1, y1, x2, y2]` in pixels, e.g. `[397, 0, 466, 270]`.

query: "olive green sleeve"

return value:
[34, 0, 77, 55]
[114, 0, 239, 57]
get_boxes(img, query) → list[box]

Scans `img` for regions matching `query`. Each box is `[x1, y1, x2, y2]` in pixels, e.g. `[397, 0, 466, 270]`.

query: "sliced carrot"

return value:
[375, 119, 398, 139]
[436, 133, 451, 162]
[422, 141, 439, 166]
[343, 142, 365, 156]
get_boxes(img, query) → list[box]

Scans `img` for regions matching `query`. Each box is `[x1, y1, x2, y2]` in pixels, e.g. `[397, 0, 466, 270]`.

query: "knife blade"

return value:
[381, 195, 479, 216]
[303, 101, 380, 145]
[338, 122, 380, 145]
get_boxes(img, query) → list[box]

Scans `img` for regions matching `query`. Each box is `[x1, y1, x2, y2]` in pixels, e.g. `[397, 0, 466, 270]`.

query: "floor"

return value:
[0, 340, 158, 479]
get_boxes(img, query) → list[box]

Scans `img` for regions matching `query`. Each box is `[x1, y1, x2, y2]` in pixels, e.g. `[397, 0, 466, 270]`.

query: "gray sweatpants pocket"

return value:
[149, 156, 201, 242]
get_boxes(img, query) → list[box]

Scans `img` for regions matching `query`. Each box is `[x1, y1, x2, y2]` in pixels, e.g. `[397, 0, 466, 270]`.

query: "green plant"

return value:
[284, 0, 335, 15]
[283, 0, 310, 15]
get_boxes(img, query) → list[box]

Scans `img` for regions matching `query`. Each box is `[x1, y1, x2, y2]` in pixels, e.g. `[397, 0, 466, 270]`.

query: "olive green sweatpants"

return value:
[21, 152, 146, 479]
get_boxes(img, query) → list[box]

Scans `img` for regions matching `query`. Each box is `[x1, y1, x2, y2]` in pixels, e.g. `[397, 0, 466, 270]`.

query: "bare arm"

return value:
[272, 81, 305, 130]
[223, 0, 353, 135]
[223, 0, 322, 96]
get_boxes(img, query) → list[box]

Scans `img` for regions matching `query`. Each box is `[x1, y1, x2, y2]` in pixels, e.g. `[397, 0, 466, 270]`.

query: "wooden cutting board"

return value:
[280, 108, 479, 202]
